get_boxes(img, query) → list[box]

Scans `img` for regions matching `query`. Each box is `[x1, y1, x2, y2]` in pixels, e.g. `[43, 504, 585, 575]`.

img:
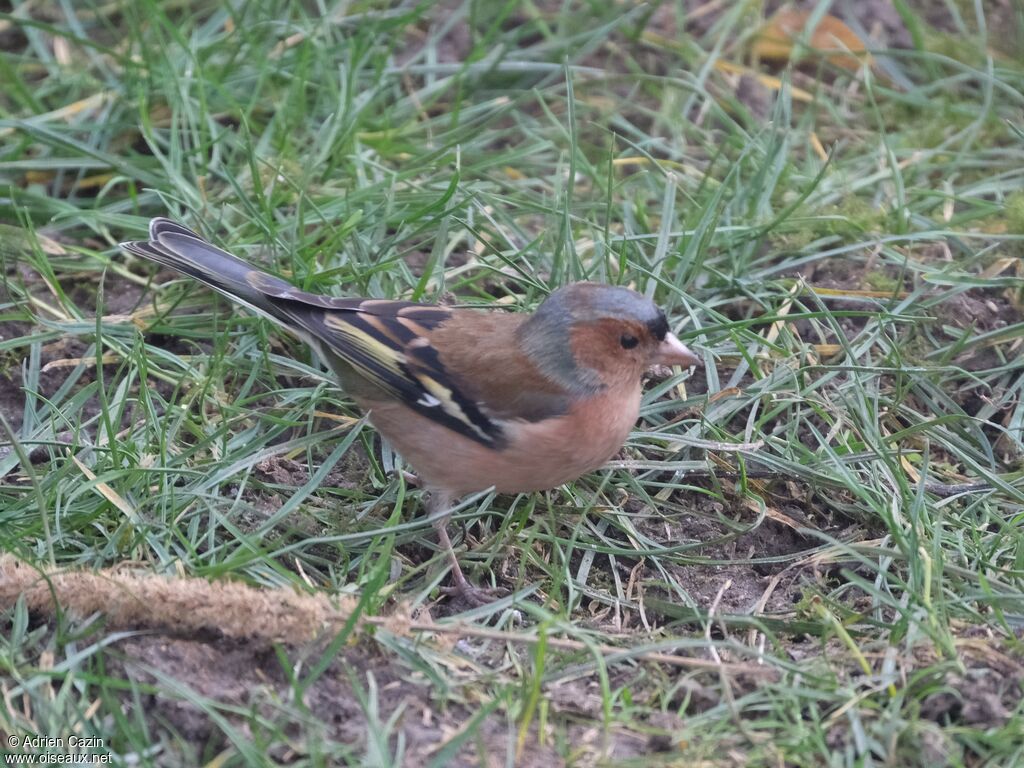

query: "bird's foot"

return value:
[429, 500, 507, 606]
[438, 566, 507, 607]
[439, 581, 507, 607]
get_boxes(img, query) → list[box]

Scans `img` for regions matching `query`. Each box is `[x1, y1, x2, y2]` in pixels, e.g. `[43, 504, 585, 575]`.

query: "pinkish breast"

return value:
[362, 384, 643, 495]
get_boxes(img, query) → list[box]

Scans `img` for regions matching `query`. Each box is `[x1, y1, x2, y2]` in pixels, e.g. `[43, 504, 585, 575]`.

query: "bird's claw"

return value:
[439, 575, 508, 607]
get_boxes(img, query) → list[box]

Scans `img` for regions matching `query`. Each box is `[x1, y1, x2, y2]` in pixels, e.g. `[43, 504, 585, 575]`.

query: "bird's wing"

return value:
[123, 218, 509, 447]
[281, 300, 510, 447]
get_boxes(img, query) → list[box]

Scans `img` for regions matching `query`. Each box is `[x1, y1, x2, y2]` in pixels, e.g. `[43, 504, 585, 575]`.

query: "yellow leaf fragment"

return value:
[72, 455, 138, 522]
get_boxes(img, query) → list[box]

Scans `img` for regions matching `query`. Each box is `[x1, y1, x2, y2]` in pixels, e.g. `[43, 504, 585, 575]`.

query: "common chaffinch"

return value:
[122, 218, 702, 603]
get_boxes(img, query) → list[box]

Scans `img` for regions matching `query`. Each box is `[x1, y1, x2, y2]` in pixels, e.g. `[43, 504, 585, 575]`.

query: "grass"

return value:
[1, 0, 1023, 765]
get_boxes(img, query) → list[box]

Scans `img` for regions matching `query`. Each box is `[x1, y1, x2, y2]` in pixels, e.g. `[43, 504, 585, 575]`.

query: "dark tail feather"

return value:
[120, 218, 299, 318]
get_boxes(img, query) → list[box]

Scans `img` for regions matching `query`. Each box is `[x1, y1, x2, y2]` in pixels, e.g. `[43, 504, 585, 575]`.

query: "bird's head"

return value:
[518, 282, 700, 392]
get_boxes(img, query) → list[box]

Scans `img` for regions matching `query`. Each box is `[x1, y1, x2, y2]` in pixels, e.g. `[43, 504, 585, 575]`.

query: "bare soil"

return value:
[98, 630, 672, 765]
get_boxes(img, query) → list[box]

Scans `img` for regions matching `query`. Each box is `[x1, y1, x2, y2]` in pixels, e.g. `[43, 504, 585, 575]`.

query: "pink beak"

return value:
[655, 332, 701, 368]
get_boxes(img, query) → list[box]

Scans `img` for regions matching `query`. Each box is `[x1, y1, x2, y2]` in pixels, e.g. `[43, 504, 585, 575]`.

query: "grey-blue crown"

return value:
[532, 283, 668, 339]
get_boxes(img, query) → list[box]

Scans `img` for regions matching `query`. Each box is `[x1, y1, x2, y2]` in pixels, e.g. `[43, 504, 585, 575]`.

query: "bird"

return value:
[121, 217, 702, 603]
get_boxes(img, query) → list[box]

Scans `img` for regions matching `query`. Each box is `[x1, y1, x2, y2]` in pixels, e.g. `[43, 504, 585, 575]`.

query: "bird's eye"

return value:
[620, 334, 639, 350]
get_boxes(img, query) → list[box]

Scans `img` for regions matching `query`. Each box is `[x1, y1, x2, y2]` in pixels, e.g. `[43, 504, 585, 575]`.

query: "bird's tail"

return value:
[120, 218, 300, 321]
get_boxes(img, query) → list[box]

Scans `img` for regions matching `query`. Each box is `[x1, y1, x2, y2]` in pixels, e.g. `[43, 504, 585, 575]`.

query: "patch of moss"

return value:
[768, 228, 816, 252]
[886, 99, 1006, 155]
[1005, 193, 1024, 235]
[865, 270, 901, 293]
[824, 196, 886, 236]
[922, 30, 985, 68]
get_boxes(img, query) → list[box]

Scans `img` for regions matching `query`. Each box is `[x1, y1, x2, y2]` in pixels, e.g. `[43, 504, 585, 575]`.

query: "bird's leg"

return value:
[426, 490, 496, 606]
[431, 516, 477, 595]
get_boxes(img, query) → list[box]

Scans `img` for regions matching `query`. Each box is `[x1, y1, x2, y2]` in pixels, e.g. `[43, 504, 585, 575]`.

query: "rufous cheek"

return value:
[569, 321, 645, 380]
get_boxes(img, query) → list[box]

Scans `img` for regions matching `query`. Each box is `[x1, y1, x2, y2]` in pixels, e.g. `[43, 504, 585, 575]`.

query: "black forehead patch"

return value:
[647, 310, 669, 341]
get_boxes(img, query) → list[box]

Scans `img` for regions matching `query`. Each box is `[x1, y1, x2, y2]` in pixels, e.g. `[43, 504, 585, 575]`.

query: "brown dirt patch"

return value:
[644, 493, 816, 619]
[100, 631, 672, 765]
[0, 268, 151, 436]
